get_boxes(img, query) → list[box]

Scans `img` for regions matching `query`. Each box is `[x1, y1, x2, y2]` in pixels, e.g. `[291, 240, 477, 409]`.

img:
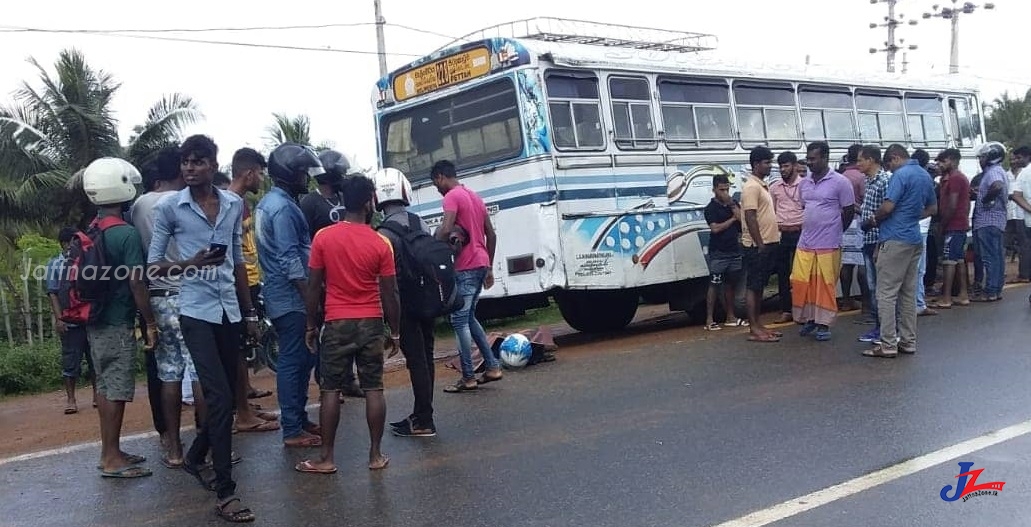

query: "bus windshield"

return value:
[379, 77, 524, 182]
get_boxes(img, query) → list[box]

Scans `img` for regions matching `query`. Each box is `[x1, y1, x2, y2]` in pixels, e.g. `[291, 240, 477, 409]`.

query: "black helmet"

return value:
[316, 150, 360, 189]
[269, 143, 325, 196]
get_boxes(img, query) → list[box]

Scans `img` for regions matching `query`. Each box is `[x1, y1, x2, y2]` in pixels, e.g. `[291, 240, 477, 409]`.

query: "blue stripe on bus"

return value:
[409, 186, 669, 216]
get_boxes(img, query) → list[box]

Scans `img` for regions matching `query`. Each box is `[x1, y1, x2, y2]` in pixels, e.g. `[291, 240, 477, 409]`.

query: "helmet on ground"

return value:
[499, 333, 533, 369]
[371, 167, 413, 211]
[83, 157, 141, 206]
[976, 142, 1006, 166]
[268, 143, 325, 195]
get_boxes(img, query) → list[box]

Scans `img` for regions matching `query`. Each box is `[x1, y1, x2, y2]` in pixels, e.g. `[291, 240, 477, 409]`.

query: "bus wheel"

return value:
[554, 290, 639, 333]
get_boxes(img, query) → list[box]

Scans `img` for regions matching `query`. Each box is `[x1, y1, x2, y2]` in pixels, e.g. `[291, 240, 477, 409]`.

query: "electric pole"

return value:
[869, 0, 918, 73]
[374, 0, 388, 78]
[923, 0, 996, 74]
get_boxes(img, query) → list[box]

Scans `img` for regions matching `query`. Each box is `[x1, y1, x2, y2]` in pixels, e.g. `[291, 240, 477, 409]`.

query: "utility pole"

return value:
[869, 0, 918, 73]
[923, 0, 996, 74]
[374, 0, 388, 78]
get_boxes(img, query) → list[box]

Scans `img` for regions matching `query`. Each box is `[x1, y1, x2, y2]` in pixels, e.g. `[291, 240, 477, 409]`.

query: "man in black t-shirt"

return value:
[703, 174, 744, 330]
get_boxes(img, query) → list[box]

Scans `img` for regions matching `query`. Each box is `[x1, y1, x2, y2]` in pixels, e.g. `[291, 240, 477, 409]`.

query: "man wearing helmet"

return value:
[298, 149, 365, 399]
[372, 167, 438, 437]
[256, 142, 324, 448]
[80, 157, 159, 479]
[971, 141, 1009, 302]
[147, 135, 259, 522]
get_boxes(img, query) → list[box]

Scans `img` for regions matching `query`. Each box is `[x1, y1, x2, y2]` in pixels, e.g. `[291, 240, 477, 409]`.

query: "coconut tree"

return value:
[985, 89, 1031, 150]
[0, 48, 202, 239]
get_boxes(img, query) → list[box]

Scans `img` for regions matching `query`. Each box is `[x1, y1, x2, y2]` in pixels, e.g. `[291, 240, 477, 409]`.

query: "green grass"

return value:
[0, 338, 149, 398]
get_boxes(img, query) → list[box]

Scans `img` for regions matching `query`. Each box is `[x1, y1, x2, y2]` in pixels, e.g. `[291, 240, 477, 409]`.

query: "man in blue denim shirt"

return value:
[147, 135, 258, 523]
[256, 143, 325, 448]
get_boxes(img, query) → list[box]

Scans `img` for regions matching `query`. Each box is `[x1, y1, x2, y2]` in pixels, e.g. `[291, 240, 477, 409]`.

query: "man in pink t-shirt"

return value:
[430, 160, 502, 393]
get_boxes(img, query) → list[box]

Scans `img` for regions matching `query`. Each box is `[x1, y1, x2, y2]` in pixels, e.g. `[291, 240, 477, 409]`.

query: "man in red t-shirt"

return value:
[430, 160, 502, 393]
[933, 148, 971, 307]
[296, 176, 401, 474]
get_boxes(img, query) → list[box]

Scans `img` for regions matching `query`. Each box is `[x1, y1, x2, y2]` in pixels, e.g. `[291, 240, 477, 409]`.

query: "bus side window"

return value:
[905, 93, 947, 148]
[799, 86, 857, 148]
[856, 91, 905, 145]
[733, 82, 800, 149]
[545, 72, 606, 151]
[609, 76, 656, 150]
[657, 78, 734, 150]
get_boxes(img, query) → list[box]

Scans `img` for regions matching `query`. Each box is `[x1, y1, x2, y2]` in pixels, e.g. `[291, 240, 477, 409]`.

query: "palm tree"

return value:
[0, 48, 202, 240]
[266, 113, 312, 148]
[985, 89, 1031, 150]
[125, 93, 202, 169]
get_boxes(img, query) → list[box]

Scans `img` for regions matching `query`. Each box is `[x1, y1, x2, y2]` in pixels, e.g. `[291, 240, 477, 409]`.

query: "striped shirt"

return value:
[860, 169, 890, 245]
[973, 164, 1008, 231]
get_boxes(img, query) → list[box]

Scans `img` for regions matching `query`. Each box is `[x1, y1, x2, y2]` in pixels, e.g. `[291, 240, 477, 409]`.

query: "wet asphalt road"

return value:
[3, 289, 1031, 527]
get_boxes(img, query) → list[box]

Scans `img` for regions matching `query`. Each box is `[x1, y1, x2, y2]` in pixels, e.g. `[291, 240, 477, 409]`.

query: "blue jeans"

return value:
[451, 268, 500, 380]
[863, 244, 879, 326]
[273, 311, 315, 439]
[916, 234, 928, 311]
[977, 226, 1005, 297]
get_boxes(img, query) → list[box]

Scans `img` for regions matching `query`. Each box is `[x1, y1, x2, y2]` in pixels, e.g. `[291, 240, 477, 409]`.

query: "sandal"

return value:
[100, 465, 153, 479]
[294, 459, 337, 474]
[724, 318, 749, 327]
[815, 330, 832, 342]
[443, 379, 478, 393]
[747, 334, 780, 343]
[216, 497, 255, 523]
[927, 301, 952, 309]
[235, 420, 280, 433]
[183, 461, 217, 491]
[246, 389, 272, 400]
[703, 323, 722, 331]
[861, 345, 898, 359]
[283, 433, 322, 448]
[478, 369, 503, 384]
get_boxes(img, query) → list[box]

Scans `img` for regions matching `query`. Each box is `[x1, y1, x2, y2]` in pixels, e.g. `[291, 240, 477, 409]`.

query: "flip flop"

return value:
[283, 434, 322, 448]
[64, 404, 78, 415]
[101, 466, 153, 479]
[161, 455, 184, 469]
[927, 302, 952, 309]
[767, 331, 784, 338]
[368, 455, 390, 471]
[235, 420, 280, 433]
[256, 411, 279, 421]
[96, 453, 146, 470]
[747, 334, 780, 343]
[247, 389, 273, 400]
[294, 460, 337, 474]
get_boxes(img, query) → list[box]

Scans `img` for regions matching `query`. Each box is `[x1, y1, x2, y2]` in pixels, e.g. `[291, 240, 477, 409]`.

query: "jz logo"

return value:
[940, 462, 1005, 502]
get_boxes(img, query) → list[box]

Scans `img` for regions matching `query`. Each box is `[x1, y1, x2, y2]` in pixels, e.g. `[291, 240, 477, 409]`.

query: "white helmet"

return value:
[83, 157, 141, 206]
[976, 141, 1007, 166]
[372, 167, 413, 211]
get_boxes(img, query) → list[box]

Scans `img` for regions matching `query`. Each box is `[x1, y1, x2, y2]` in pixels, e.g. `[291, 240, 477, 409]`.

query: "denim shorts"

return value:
[320, 318, 385, 391]
[942, 231, 968, 264]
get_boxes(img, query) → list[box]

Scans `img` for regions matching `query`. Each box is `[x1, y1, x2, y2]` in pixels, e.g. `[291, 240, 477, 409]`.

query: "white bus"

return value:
[371, 18, 987, 333]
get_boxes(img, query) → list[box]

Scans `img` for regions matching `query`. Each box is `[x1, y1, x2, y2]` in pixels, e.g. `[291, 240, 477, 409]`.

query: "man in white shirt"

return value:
[1007, 146, 1031, 283]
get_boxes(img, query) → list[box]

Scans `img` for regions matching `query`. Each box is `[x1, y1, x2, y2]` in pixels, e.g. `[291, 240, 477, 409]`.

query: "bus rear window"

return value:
[379, 78, 523, 182]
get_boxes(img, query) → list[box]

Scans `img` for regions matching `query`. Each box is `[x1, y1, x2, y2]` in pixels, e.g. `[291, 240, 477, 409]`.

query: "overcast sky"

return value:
[1, 0, 1026, 168]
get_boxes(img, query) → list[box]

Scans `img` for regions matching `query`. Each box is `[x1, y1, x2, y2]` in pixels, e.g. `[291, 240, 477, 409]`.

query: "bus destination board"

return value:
[393, 47, 491, 102]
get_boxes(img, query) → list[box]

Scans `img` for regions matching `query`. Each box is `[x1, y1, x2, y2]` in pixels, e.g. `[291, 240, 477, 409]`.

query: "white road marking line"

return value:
[710, 418, 1031, 527]
[0, 403, 326, 468]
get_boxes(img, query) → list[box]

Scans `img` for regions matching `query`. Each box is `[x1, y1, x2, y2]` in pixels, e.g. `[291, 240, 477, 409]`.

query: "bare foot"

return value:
[368, 454, 390, 470]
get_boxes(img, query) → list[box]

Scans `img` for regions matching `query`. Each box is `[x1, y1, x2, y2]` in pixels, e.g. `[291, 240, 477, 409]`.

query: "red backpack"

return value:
[56, 216, 127, 324]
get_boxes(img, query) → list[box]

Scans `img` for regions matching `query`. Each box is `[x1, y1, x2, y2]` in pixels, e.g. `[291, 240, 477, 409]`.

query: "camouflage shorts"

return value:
[87, 324, 137, 402]
[319, 318, 385, 391]
[151, 295, 198, 383]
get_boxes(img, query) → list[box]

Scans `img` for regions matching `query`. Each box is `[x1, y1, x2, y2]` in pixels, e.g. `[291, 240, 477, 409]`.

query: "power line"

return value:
[0, 22, 375, 34]
[0, 25, 421, 57]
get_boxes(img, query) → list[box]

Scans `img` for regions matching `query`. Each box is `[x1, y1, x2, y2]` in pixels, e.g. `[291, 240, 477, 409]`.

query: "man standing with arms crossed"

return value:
[430, 160, 504, 392]
[740, 146, 782, 342]
[971, 142, 1009, 302]
[769, 151, 805, 323]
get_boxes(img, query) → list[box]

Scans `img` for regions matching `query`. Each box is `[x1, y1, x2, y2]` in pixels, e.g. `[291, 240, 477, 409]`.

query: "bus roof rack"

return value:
[439, 17, 718, 54]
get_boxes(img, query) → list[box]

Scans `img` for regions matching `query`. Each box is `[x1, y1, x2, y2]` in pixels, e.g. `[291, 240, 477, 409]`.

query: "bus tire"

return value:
[554, 289, 639, 333]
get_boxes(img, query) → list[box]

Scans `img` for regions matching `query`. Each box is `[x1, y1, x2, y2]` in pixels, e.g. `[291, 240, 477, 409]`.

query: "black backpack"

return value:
[378, 212, 463, 319]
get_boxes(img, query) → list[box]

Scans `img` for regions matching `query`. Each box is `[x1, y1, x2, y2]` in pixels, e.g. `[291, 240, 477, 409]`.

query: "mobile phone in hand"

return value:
[208, 243, 228, 257]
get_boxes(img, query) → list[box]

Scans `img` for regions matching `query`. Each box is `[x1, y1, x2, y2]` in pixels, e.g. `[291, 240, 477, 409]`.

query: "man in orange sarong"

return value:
[792, 142, 856, 341]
